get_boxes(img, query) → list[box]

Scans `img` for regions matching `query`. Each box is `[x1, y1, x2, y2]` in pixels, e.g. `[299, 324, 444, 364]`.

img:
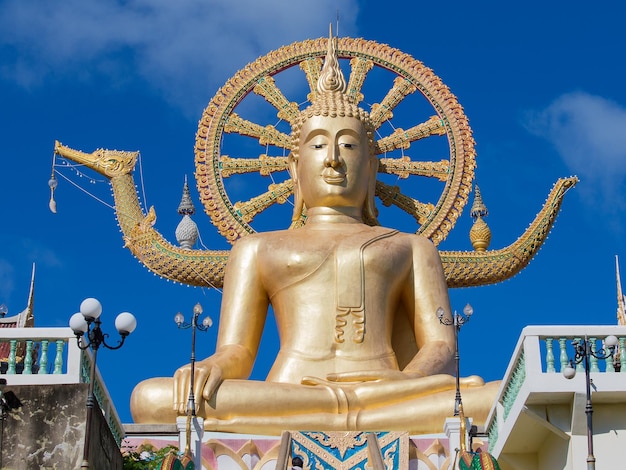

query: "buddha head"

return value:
[289, 32, 379, 224]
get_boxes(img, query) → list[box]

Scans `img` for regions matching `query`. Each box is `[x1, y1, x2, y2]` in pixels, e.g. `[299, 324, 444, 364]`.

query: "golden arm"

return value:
[172, 235, 269, 412]
[401, 235, 455, 377]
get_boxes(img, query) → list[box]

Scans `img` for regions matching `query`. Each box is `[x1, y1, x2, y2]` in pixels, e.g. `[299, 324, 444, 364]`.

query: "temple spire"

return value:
[617, 256, 626, 326]
[15, 263, 35, 327]
[175, 176, 199, 250]
[317, 24, 347, 95]
[469, 185, 491, 252]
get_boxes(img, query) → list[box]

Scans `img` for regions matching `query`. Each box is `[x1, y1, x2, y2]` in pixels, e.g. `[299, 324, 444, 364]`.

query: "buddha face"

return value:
[294, 115, 376, 212]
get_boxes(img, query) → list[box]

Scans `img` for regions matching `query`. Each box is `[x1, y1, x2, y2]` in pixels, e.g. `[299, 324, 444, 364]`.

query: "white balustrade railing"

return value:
[0, 327, 81, 383]
[0, 327, 125, 445]
[486, 325, 626, 454]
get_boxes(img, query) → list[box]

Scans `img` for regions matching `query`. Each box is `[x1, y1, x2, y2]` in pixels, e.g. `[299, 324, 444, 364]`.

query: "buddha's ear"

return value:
[288, 153, 304, 222]
[287, 152, 298, 184]
[364, 156, 379, 220]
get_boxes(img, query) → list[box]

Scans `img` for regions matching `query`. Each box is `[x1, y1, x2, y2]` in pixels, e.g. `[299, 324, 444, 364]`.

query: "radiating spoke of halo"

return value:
[376, 181, 434, 225]
[346, 57, 374, 105]
[224, 113, 291, 148]
[300, 57, 323, 103]
[233, 180, 294, 223]
[370, 77, 418, 129]
[253, 76, 300, 125]
[220, 155, 289, 177]
[376, 116, 446, 154]
[378, 157, 449, 181]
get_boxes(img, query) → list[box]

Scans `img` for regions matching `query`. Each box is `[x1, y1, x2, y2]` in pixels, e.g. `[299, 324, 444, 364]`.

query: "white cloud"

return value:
[525, 92, 626, 209]
[0, 0, 359, 115]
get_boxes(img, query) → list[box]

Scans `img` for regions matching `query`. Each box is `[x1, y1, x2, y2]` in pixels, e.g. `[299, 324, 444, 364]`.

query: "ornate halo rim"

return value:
[194, 37, 476, 245]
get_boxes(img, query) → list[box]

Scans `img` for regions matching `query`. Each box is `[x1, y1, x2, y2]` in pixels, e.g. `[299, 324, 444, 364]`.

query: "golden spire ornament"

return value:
[317, 25, 346, 95]
[469, 185, 491, 252]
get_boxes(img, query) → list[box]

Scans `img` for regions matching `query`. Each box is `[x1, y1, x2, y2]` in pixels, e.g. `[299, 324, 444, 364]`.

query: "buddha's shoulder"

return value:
[232, 226, 436, 251]
[377, 229, 440, 257]
[375, 226, 435, 243]
[230, 229, 295, 250]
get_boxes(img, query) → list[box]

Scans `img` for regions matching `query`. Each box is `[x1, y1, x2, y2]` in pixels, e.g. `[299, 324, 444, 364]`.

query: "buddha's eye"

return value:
[339, 142, 358, 149]
[311, 143, 325, 149]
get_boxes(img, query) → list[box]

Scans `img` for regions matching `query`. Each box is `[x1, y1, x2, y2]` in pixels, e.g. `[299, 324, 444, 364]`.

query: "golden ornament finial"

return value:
[290, 24, 375, 160]
[317, 24, 347, 95]
[469, 184, 491, 252]
[470, 185, 488, 219]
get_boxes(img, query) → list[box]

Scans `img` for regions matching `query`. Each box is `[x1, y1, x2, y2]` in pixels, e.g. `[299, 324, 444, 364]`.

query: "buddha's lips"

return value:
[322, 170, 345, 184]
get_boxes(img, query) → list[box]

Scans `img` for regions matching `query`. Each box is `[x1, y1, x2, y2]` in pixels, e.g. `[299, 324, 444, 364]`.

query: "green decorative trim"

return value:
[40, 340, 49, 374]
[7, 340, 17, 374]
[558, 337, 568, 372]
[80, 351, 125, 446]
[23, 340, 33, 374]
[502, 351, 525, 421]
[545, 337, 555, 373]
[54, 340, 64, 374]
[487, 418, 499, 454]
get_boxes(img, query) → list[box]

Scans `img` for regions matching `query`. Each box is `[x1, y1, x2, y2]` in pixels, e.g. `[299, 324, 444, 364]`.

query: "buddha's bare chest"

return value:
[258, 228, 411, 299]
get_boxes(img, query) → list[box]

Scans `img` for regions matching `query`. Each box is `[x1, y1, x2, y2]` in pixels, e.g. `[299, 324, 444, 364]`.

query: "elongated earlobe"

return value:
[288, 154, 304, 222]
[364, 157, 379, 223]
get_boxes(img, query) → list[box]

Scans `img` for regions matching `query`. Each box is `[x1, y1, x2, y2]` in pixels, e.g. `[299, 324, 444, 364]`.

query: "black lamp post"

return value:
[437, 303, 473, 417]
[69, 298, 136, 470]
[562, 334, 618, 470]
[175, 303, 212, 457]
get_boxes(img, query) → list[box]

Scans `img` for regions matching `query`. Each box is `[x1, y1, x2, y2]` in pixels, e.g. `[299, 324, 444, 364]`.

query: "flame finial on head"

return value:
[317, 24, 347, 95]
[288, 24, 378, 226]
[290, 24, 373, 156]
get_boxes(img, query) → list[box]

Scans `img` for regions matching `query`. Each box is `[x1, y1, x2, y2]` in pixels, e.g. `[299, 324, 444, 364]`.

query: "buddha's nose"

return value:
[324, 145, 342, 168]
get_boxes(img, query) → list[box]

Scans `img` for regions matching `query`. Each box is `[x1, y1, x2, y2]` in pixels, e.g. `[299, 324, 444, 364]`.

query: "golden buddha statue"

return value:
[130, 34, 499, 435]
[53, 28, 577, 436]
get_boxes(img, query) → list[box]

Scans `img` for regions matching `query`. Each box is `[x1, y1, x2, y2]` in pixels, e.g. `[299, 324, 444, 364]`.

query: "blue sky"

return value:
[1, 0, 626, 425]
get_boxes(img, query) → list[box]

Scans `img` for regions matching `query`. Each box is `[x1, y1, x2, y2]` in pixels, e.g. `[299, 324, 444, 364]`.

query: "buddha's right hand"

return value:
[173, 359, 223, 414]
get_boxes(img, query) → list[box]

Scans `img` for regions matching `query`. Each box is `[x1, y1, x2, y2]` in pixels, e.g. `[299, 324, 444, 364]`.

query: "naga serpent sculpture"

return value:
[53, 36, 577, 290]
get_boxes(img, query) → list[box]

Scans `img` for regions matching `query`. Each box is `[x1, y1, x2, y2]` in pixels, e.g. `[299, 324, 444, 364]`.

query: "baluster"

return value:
[23, 340, 33, 374]
[559, 337, 569, 372]
[545, 337, 555, 372]
[589, 337, 599, 372]
[574, 338, 584, 373]
[7, 340, 17, 374]
[54, 340, 64, 374]
[40, 340, 49, 374]
[620, 337, 626, 373]
[605, 337, 616, 373]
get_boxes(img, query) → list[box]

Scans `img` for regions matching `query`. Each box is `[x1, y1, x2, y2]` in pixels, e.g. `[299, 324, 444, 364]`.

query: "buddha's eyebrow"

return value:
[302, 128, 330, 142]
[337, 128, 361, 139]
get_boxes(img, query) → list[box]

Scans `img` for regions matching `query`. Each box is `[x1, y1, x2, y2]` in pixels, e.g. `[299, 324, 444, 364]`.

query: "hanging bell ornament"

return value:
[48, 174, 58, 213]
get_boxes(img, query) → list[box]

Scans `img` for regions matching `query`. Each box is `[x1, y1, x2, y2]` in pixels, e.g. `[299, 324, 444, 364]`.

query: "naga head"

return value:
[54, 140, 138, 178]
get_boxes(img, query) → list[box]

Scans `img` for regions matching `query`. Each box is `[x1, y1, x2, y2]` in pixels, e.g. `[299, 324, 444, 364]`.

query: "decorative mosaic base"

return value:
[290, 431, 408, 470]
[123, 427, 489, 469]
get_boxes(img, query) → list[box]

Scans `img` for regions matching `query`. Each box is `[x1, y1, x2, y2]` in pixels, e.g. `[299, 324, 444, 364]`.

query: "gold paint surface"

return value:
[52, 35, 577, 435]
[132, 109, 498, 434]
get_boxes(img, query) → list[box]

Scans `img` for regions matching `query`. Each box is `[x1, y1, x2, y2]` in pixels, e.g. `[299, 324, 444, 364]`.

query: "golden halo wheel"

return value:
[195, 36, 475, 246]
